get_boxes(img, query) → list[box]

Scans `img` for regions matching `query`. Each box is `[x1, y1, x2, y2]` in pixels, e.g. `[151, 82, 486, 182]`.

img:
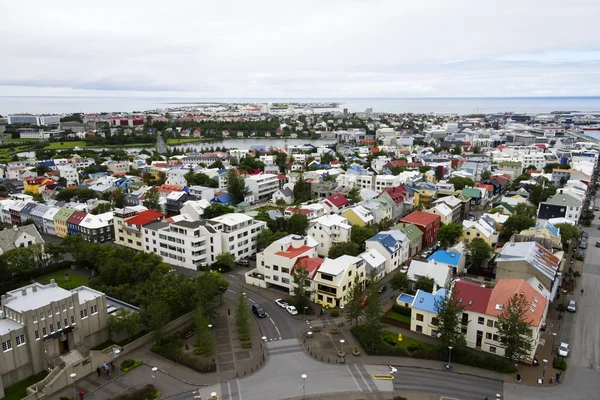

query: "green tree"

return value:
[202, 204, 234, 219]
[235, 291, 250, 340]
[44, 242, 64, 264]
[108, 308, 142, 340]
[434, 281, 466, 351]
[143, 187, 161, 211]
[226, 169, 246, 204]
[209, 160, 225, 169]
[143, 299, 171, 342]
[291, 261, 312, 312]
[448, 177, 474, 191]
[453, 144, 462, 155]
[502, 215, 535, 239]
[414, 276, 435, 293]
[328, 242, 360, 258]
[256, 228, 275, 251]
[1, 246, 41, 278]
[525, 165, 537, 171]
[287, 213, 309, 235]
[343, 274, 365, 325]
[437, 223, 463, 248]
[92, 202, 113, 215]
[293, 175, 309, 204]
[497, 293, 533, 362]
[468, 237, 492, 267]
[554, 223, 579, 247]
[360, 276, 384, 353]
[419, 165, 432, 174]
[375, 218, 394, 232]
[543, 163, 560, 174]
[194, 309, 216, 356]
[350, 226, 375, 252]
[113, 189, 126, 208]
[435, 166, 444, 182]
[580, 209, 594, 227]
[481, 170, 492, 181]
[196, 271, 230, 319]
[514, 203, 537, 218]
[390, 272, 409, 292]
[347, 187, 361, 205]
[213, 252, 235, 272]
[489, 207, 504, 214]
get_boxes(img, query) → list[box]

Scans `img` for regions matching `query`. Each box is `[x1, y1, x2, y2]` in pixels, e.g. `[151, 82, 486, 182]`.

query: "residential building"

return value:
[313, 255, 366, 308]
[66, 211, 87, 236]
[366, 230, 410, 274]
[359, 248, 387, 281]
[410, 289, 446, 336]
[54, 207, 76, 238]
[114, 208, 164, 252]
[400, 211, 441, 248]
[322, 194, 350, 215]
[179, 199, 212, 221]
[393, 223, 424, 258]
[432, 196, 462, 224]
[537, 191, 583, 225]
[24, 177, 53, 194]
[426, 203, 453, 225]
[0, 225, 45, 256]
[406, 260, 453, 290]
[205, 213, 266, 260]
[427, 250, 466, 275]
[255, 235, 318, 291]
[341, 205, 374, 227]
[517, 222, 562, 250]
[307, 214, 352, 257]
[461, 218, 499, 247]
[360, 197, 393, 224]
[79, 212, 115, 243]
[272, 186, 294, 205]
[246, 174, 279, 201]
[30, 204, 50, 233]
[42, 206, 61, 235]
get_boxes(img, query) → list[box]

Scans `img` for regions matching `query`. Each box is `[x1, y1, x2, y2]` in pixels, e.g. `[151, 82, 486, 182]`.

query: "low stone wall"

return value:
[245, 269, 267, 288]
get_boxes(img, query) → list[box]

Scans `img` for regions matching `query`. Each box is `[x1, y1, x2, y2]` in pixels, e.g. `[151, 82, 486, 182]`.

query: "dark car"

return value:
[580, 242, 588, 249]
[595, 241, 600, 248]
[377, 285, 387, 294]
[252, 304, 266, 318]
[577, 249, 585, 259]
[595, 206, 600, 211]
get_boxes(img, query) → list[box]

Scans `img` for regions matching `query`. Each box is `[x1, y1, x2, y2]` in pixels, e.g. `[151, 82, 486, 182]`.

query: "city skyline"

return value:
[1, 0, 599, 99]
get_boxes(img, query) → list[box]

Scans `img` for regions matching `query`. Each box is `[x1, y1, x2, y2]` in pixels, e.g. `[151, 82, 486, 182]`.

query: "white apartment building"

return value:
[313, 255, 366, 308]
[58, 165, 79, 186]
[246, 174, 279, 201]
[206, 213, 266, 260]
[41, 206, 61, 235]
[308, 214, 352, 257]
[143, 220, 222, 270]
[255, 235, 318, 291]
[374, 175, 403, 192]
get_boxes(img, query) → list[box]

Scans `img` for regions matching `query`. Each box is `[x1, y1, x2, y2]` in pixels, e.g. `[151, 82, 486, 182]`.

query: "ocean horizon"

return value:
[1, 96, 600, 115]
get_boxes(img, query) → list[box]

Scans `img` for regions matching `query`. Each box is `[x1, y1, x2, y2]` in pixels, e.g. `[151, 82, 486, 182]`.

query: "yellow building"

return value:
[53, 207, 76, 238]
[461, 219, 499, 247]
[313, 255, 366, 308]
[341, 205, 374, 227]
[24, 177, 54, 194]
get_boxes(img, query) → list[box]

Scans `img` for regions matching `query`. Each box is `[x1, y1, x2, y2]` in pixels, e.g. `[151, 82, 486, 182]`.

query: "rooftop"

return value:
[319, 255, 361, 276]
[3, 282, 73, 313]
[401, 210, 440, 227]
[125, 210, 164, 226]
[411, 289, 447, 313]
[453, 280, 492, 314]
[428, 250, 463, 267]
[210, 212, 253, 226]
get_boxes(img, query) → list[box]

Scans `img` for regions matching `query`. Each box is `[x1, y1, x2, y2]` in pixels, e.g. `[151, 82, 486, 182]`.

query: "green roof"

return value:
[498, 161, 522, 167]
[393, 222, 424, 241]
[491, 202, 515, 212]
[54, 207, 76, 222]
[461, 188, 482, 199]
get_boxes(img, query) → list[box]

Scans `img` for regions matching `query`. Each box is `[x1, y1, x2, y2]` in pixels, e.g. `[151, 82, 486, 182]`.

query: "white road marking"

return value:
[269, 316, 282, 338]
[346, 365, 363, 392]
[248, 298, 255, 303]
[228, 289, 237, 294]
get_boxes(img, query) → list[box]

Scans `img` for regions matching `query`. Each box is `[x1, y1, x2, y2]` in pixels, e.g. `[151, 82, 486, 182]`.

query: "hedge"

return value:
[385, 311, 411, 325]
[352, 326, 517, 374]
[392, 304, 412, 317]
[152, 334, 216, 373]
[553, 357, 567, 371]
[113, 384, 160, 400]
[120, 359, 142, 373]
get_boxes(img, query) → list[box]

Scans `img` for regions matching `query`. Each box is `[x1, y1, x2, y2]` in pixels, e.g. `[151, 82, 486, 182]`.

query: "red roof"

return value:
[474, 183, 494, 193]
[400, 210, 440, 227]
[293, 257, 325, 280]
[325, 194, 349, 208]
[387, 160, 407, 168]
[381, 186, 407, 204]
[125, 210, 164, 226]
[453, 280, 492, 314]
[286, 207, 312, 216]
[486, 279, 547, 327]
[66, 211, 87, 226]
[275, 245, 313, 259]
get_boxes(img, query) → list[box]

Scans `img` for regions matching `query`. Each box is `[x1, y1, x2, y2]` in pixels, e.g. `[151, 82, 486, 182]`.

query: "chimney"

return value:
[1, 294, 6, 305]
[21, 288, 27, 296]
[50, 279, 56, 287]
[32, 286, 37, 292]
[432, 283, 438, 295]
[13, 225, 18, 231]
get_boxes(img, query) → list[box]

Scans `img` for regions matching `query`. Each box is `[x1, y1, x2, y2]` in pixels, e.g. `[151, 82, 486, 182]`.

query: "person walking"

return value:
[581, 288, 584, 296]
[110, 361, 115, 373]
[78, 391, 84, 399]
[96, 366, 101, 377]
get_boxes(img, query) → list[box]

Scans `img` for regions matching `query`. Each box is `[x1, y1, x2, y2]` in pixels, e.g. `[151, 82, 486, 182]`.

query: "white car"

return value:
[567, 300, 577, 312]
[286, 305, 298, 315]
[557, 342, 570, 357]
[275, 299, 288, 308]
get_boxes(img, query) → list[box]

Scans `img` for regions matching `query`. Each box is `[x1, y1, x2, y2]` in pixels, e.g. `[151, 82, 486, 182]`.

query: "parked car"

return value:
[557, 342, 570, 357]
[252, 304, 266, 318]
[582, 232, 588, 239]
[577, 249, 585, 259]
[596, 241, 600, 248]
[400, 265, 409, 274]
[595, 206, 600, 211]
[236, 259, 250, 266]
[275, 298, 288, 308]
[377, 285, 386, 294]
[567, 300, 577, 312]
[580, 242, 587, 249]
[286, 305, 298, 315]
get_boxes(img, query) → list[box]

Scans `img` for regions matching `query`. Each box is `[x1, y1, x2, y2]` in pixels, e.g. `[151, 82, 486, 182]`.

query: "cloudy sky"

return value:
[1, 0, 600, 98]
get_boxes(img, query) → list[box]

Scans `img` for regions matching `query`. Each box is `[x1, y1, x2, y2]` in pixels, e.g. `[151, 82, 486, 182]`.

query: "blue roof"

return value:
[38, 161, 55, 167]
[428, 250, 462, 267]
[411, 289, 446, 313]
[212, 193, 232, 204]
[367, 232, 401, 254]
[397, 293, 415, 305]
[544, 221, 559, 237]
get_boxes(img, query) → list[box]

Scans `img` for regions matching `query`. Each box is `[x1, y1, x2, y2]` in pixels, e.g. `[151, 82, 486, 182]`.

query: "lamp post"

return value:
[211, 391, 218, 400]
[114, 348, 121, 375]
[542, 359, 548, 383]
[551, 333, 557, 355]
[447, 346, 453, 370]
[301, 374, 307, 399]
[303, 306, 308, 317]
[340, 339, 345, 355]
[70, 373, 76, 400]
[307, 331, 312, 352]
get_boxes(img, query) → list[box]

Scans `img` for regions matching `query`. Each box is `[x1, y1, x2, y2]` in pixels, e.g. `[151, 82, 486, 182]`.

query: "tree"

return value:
[202, 204, 234, 219]
[328, 242, 360, 258]
[502, 215, 535, 239]
[525, 165, 537, 171]
[581, 209, 594, 227]
[419, 165, 432, 174]
[257, 228, 275, 251]
[288, 213, 309, 236]
[375, 218, 393, 232]
[514, 203, 537, 219]
[473, 146, 481, 154]
[291, 262, 312, 312]
[435, 166, 444, 182]
[143, 187, 160, 211]
[351, 226, 375, 252]
[489, 207, 504, 214]
[453, 144, 462, 155]
[235, 291, 250, 340]
[143, 299, 171, 341]
[437, 223, 463, 248]
[414, 276, 435, 293]
[481, 170, 492, 181]
[468, 237, 492, 267]
[209, 160, 225, 169]
[343, 274, 365, 326]
[42, 243, 64, 265]
[108, 308, 142, 340]
[194, 309, 216, 356]
[196, 271, 230, 319]
[434, 281, 466, 351]
[35, 165, 51, 176]
[213, 252, 235, 272]
[113, 189, 126, 208]
[497, 293, 533, 362]
[528, 184, 556, 206]
[226, 169, 246, 205]
[543, 163, 560, 174]
[293, 175, 309, 204]
[360, 276, 384, 353]
[390, 272, 409, 292]
[347, 187, 361, 205]
[448, 176, 474, 190]
[554, 223, 579, 247]
[92, 202, 113, 215]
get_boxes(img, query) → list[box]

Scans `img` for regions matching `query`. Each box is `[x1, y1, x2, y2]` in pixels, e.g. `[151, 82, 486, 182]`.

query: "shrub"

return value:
[239, 333, 250, 341]
[330, 309, 340, 318]
[556, 303, 566, 313]
[241, 342, 252, 349]
[392, 304, 412, 317]
[120, 359, 142, 373]
[553, 357, 568, 371]
[331, 327, 338, 334]
[312, 325, 321, 332]
[59, 397, 72, 400]
[113, 384, 158, 400]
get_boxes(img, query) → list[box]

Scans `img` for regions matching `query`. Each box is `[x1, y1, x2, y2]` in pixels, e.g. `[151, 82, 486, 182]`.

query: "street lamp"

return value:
[447, 346, 453, 370]
[551, 333, 557, 355]
[303, 306, 308, 317]
[114, 348, 121, 375]
[70, 373, 76, 400]
[211, 391, 218, 400]
[340, 339, 345, 355]
[542, 359, 548, 383]
[301, 374, 307, 399]
[307, 331, 312, 352]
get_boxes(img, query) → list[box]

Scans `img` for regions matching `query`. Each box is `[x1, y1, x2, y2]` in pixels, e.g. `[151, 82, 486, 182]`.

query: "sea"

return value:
[1, 96, 600, 115]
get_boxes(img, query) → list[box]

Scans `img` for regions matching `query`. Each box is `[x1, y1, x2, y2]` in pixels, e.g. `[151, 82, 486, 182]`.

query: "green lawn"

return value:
[44, 141, 87, 150]
[3, 371, 48, 400]
[167, 138, 203, 145]
[385, 311, 412, 325]
[3, 137, 41, 143]
[381, 330, 437, 351]
[38, 270, 88, 290]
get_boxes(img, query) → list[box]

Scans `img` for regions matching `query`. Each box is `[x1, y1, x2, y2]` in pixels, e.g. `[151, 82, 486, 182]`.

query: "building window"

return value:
[81, 309, 88, 319]
[91, 305, 98, 314]
[2, 340, 12, 352]
[50, 324, 54, 333]
[487, 320, 494, 327]
[281, 267, 289, 274]
[16, 334, 25, 346]
[416, 313, 424, 322]
[489, 346, 496, 354]
[43, 327, 47, 336]
[35, 330, 40, 340]
[478, 317, 484, 325]
[273, 265, 279, 271]
[416, 325, 423, 333]
[57, 321, 61, 330]
[71, 316, 75, 325]
[486, 332, 492, 340]
[64, 318, 68, 327]
[40, 311, 45, 319]
[282, 278, 290, 284]
[493, 334, 499, 341]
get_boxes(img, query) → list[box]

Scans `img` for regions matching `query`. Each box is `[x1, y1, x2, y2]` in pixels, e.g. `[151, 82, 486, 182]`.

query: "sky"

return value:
[1, 0, 600, 98]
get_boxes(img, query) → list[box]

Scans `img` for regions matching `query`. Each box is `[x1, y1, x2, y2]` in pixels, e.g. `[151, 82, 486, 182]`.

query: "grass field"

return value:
[166, 138, 203, 145]
[3, 137, 41, 143]
[43, 141, 87, 150]
[38, 269, 89, 289]
[2, 371, 48, 400]
[385, 311, 412, 325]
[381, 330, 437, 350]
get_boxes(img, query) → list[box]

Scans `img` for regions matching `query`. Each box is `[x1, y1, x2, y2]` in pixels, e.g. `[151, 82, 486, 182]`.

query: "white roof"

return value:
[482, 212, 509, 225]
[4, 283, 73, 313]
[42, 206, 61, 220]
[433, 195, 461, 208]
[462, 219, 495, 238]
[210, 212, 253, 226]
[407, 260, 452, 288]
[433, 203, 452, 217]
[0, 318, 23, 336]
[346, 205, 374, 223]
[80, 212, 114, 229]
[71, 286, 103, 304]
[319, 255, 361, 276]
[359, 248, 386, 268]
[313, 214, 351, 229]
